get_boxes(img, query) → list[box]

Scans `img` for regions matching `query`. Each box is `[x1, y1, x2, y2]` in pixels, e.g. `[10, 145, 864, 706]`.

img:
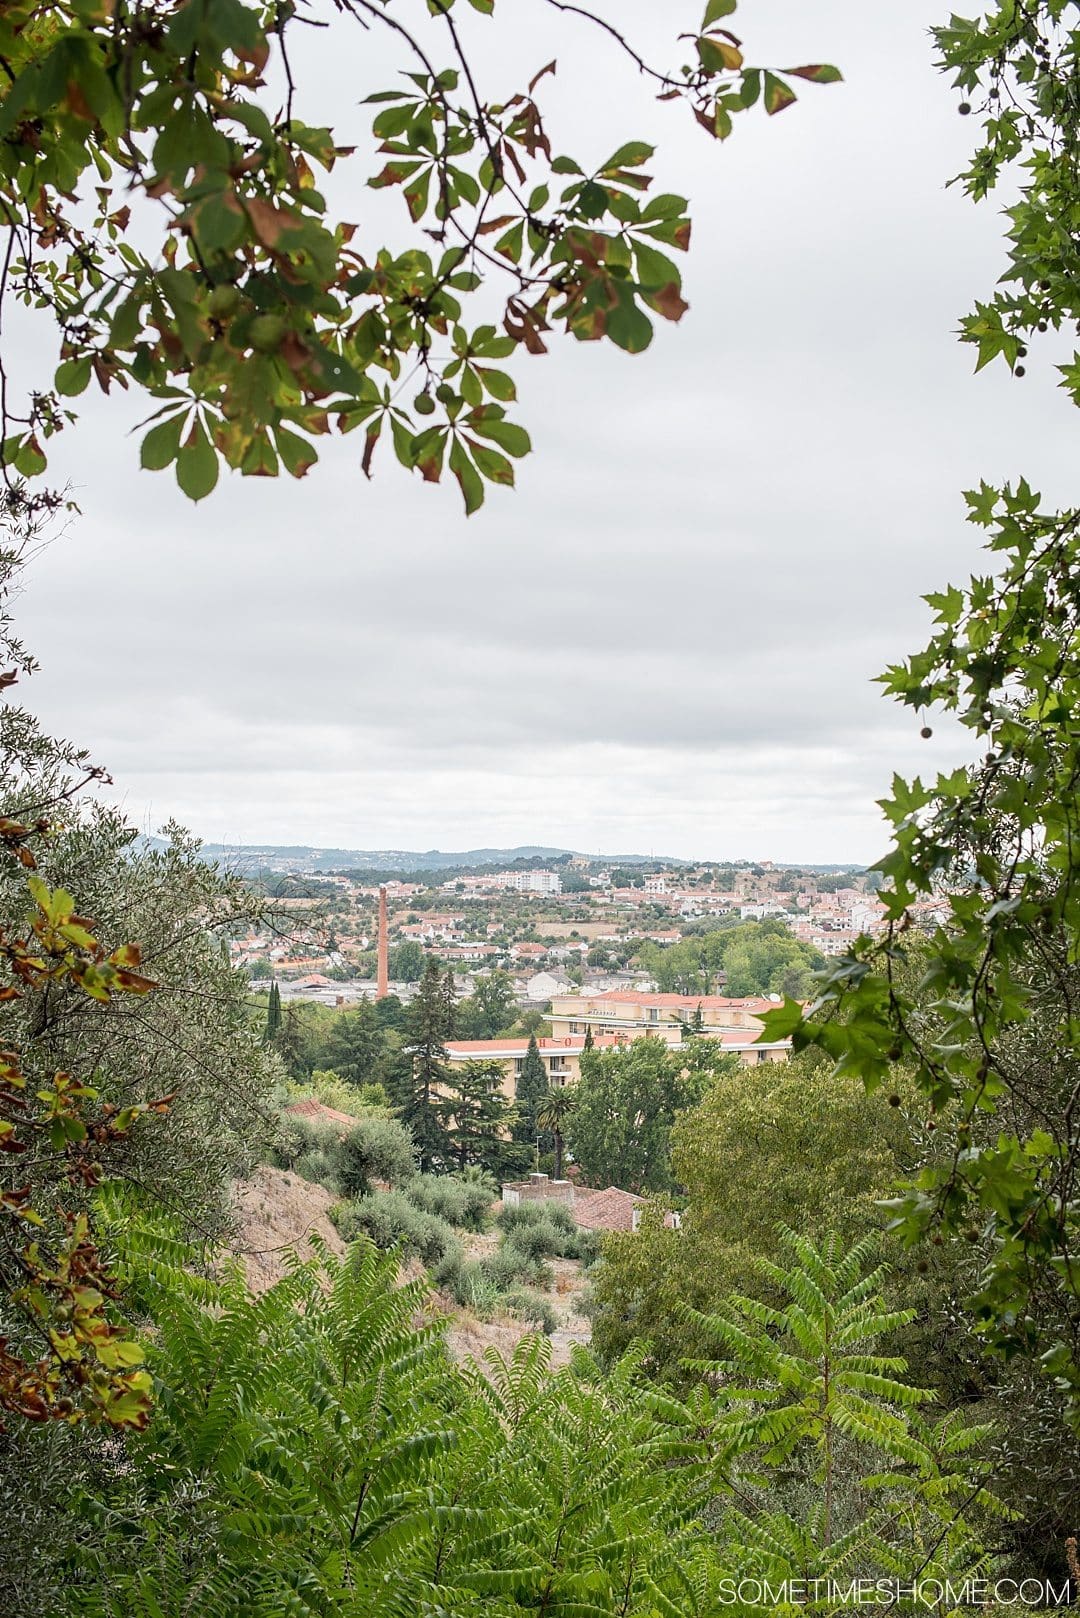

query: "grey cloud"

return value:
[8, 0, 1061, 861]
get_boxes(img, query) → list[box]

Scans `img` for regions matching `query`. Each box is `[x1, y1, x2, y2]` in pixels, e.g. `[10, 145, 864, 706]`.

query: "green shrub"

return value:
[335, 1116, 416, 1197]
[497, 1200, 596, 1260]
[450, 1259, 503, 1317]
[501, 1216, 562, 1262]
[431, 1241, 465, 1293]
[403, 1173, 491, 1231]
[270, 1110, 342, 1177]
[294, 1149, 338, 1189]
[499, 1288, 558, 1335]
[332, 1190, 459, 1268]
[488, 1239, 551, 1291]
[572, 1228, 602, 1266]
[498, 1199, 576, 1238]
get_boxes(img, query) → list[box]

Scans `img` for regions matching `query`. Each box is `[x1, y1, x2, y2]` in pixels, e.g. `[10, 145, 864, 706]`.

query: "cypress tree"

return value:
[442, 966, 458, 1038]
[264, 982, 282, 1044]
[513, 1033, 550, 1150]
[397, 959, 453, 1172]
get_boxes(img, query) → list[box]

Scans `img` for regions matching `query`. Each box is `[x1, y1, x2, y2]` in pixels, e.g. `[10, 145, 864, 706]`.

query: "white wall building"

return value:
[493, 869, 562, 895]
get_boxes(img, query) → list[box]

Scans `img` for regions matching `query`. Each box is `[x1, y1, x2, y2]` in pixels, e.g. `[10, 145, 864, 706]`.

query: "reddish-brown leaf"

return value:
[651, 282, 689, 322]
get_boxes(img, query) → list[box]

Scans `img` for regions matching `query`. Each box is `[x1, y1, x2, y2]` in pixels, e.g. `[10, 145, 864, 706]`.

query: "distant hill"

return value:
[137, 838, 866, 877]
[139, 841, 675, 876]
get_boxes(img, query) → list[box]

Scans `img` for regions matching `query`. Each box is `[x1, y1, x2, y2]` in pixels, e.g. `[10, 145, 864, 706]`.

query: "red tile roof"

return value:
[285, 1098, 356, 1128]
[573, 1186, 645, 1233]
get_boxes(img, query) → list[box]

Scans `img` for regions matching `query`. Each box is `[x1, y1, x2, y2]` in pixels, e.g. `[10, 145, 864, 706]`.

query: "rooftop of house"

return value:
[285, 1097, 356, 1128]
[572, 1186, 645, 1233]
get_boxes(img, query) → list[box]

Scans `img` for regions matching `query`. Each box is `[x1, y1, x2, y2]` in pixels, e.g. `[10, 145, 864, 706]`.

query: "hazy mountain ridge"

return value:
[137, 837, 864, 876]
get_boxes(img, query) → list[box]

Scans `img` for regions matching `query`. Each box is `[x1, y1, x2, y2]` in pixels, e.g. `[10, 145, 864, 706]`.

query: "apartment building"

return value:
[444, 1032, 627, 1100]
[547, 990, 793, 1063]
[492, 869, 563, 895]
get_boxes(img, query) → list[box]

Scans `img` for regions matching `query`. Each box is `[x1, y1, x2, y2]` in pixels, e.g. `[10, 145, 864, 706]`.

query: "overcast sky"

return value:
[10, 0, 1076, 863]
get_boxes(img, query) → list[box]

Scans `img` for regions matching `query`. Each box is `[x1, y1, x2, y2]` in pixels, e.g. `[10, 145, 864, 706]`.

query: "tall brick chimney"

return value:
[376, 884, 389, 1000]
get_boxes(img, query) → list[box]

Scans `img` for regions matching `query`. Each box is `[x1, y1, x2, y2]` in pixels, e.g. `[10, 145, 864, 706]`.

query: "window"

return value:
[514, 1058, 524, 1075]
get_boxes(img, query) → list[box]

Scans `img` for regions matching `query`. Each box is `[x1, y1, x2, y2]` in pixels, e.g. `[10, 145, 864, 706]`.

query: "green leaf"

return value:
[449, 437, 484, 514]
[275, 428, 318, 478]
[466, 438, 515, 486]
[782, 63, 843, 84]
[740, 69, 761, 107]
[404, 167, 431, 221]
[494, 221, 524, 264]
[601, 141, 654, 173]
[475, 366, 516, 401]
[468, 416, 531, 457]
[633, 241, 680, 289]
[605, 286, 653, 354]
[12, 435, 47, 477]
[175, 418, 219, 501]
[55, 357, 92, 397]
[140, 413, 186, 472]
[390, 413, 417, 469]
[703, 0, 738, 21]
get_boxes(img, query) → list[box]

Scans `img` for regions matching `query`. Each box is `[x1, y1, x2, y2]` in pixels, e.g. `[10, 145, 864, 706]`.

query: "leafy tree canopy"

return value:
[0, 0, 837, 509]
[588, 1053, 914, 1381]
[567, 1035, 706, 1193]
[640, 918, 824, 998]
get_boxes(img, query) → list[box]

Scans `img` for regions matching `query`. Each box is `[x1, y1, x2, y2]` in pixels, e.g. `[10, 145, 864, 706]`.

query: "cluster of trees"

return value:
[270, 961, 540, 1179]
[586, 1047, 1080, 1579]
[567, 1036, 737, 1193]
[637, 916, 825, 997]
[263, 965, 525, 1083]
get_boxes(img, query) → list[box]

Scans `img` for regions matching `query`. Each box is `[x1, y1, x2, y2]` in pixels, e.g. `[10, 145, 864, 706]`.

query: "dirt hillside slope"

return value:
[230, 1166, 592, 1369]
[231, 1164, 346, 1293]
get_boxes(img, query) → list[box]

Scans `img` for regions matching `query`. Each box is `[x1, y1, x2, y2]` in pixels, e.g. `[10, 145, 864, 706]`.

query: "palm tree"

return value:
[535, 1084, 576, 1181]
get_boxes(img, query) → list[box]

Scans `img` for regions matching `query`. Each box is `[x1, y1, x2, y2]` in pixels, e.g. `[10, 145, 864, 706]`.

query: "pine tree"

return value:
[442, 965, 458, 1037]
[583, 1025, 594, 1052]
[317, 998, 386, 1087]
[513, 1033, 550, 1152]
[263, 982, 282, 1044]
[440, 1059, 515, 1176]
